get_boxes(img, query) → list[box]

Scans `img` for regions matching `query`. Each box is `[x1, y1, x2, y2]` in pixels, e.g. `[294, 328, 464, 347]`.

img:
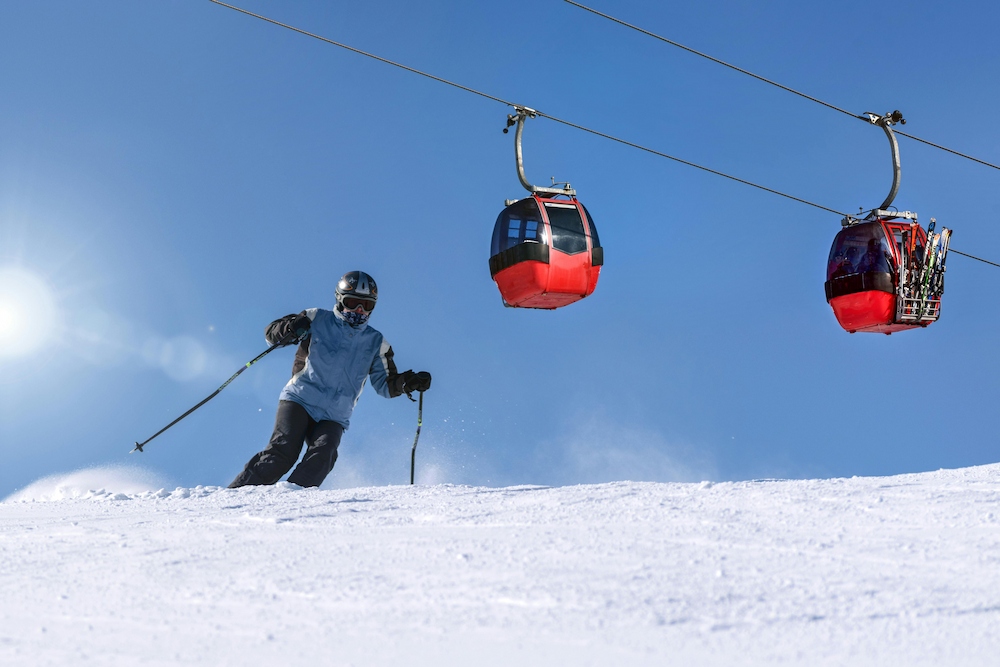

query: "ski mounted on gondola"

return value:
[824, 111, 952, 334]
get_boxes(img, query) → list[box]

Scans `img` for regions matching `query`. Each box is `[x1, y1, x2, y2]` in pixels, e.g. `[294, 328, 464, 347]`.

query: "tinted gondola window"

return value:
[827, 222, 893, 281]
[524, 219, 539, 240]
[545, 203, 588, 255]
[491, 198, 544, 256]
[582, 205, 600, 248]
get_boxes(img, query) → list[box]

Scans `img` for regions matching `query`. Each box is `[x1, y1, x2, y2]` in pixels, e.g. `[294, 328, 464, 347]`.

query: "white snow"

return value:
[2, 464, 1000, 666]
[5, 465, 171, 503]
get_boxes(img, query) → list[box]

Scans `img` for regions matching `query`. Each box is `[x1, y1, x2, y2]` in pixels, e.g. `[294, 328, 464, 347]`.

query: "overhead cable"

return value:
[564, 0, 1000, 172]
[528, 112, 846, 214]
[208, 0, 846, 215]
[207, 1, 997, 269]
[208, 1, 515, 107]
[950, 249, 1000, 269]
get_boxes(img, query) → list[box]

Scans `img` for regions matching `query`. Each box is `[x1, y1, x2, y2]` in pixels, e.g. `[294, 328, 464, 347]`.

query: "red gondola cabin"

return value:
[825, 217, 950, 334]
[489, 194, 603, 309]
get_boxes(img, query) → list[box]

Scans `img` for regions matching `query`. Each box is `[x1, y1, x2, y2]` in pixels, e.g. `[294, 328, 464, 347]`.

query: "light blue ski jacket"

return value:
[275, 308, 399, 429]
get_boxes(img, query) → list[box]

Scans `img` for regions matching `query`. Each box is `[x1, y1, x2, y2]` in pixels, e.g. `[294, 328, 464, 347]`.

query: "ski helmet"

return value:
[336, 271, 378, 325]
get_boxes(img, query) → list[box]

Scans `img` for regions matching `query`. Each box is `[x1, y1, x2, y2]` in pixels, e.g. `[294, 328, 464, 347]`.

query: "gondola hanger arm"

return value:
[505, 107, 576, 197]
[864, 110, 905, 214]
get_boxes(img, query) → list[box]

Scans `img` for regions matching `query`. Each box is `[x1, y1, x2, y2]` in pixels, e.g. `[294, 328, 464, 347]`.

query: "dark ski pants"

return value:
[229, 400, 343, 489]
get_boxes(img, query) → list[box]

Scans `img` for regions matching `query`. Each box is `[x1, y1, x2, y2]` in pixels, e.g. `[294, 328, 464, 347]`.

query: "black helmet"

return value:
[336, 271, 378, 324]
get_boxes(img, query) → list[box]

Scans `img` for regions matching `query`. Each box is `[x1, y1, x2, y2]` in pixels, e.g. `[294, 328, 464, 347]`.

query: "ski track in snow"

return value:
[2, 465, 1000, 666]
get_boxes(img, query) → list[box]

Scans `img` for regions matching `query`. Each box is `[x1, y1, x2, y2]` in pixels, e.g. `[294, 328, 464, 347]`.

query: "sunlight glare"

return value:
[0, 267, 58, 358]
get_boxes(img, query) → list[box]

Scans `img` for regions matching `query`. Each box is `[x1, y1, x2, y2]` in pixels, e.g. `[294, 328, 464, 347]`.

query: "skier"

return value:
[229, 271, 431, 488]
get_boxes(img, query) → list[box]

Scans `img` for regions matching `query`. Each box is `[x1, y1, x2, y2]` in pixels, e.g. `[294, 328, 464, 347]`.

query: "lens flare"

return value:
[0, 267, 58, 358]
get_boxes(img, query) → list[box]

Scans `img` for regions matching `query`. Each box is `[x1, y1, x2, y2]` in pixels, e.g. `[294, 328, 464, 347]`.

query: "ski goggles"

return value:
[342, 296, 376, 312]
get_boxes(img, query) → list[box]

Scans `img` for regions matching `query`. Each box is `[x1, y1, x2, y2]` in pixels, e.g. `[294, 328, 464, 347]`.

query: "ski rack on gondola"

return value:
[826, 111, 952, 334]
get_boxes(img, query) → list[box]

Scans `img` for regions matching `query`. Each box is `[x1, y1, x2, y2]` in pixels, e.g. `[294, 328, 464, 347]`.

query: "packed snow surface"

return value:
[3, 465, 1000, 666]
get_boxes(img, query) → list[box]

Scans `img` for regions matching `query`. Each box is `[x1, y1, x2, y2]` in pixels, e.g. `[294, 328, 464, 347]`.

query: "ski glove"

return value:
[402, 370, 432, 394]
[290, 314, 311, 340]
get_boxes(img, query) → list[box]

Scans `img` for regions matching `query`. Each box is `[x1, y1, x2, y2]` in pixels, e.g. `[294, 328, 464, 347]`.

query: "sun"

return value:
[0, 267, 58, 358]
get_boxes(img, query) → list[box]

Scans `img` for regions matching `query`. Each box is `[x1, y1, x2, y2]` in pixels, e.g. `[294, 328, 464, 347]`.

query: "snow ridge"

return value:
[3, 465, 171, 502]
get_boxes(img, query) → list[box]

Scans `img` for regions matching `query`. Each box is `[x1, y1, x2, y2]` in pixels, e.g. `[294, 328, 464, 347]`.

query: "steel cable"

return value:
[208, 0, 845, 215]
[950, 249, 1000, 268]
[564, 0, 1000, 172]
[207, 1, 996, 268]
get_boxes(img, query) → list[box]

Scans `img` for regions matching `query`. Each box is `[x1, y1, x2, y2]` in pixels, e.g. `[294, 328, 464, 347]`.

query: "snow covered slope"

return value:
[3, 465, 1000, 666]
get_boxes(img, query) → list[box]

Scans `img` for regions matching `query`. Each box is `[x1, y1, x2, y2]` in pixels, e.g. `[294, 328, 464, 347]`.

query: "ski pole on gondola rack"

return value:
[131, 331, 299, 453]
[410, 391, 424, 485]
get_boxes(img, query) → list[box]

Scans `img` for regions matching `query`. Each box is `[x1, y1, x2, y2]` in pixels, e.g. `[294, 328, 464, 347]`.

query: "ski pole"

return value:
[410, 391, 423, 484]
[131, 332, 298, 453]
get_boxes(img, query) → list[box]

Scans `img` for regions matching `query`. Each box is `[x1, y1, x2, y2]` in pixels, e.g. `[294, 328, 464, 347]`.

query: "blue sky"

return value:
[1, 0, 998, 496]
